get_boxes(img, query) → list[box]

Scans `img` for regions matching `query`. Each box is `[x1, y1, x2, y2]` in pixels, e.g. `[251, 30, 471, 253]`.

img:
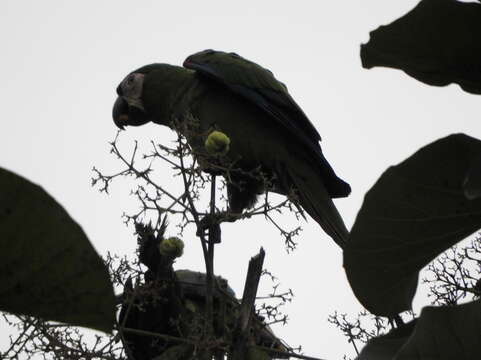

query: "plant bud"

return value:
[159, 237, 184, 258]
[204, 130, 230, 155]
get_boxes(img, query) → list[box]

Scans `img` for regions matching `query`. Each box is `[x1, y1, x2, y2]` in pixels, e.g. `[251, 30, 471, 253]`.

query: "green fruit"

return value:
[159, 237, 184, 258]
[204, 130, 230, 155]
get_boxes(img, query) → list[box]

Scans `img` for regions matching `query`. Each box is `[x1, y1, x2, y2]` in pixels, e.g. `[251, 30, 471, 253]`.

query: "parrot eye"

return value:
[125, 74, 136, 88]
[119, 72, 144, 100]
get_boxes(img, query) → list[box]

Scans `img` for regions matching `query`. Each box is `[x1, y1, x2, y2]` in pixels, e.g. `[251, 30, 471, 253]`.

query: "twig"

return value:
[231, 248, 266, 360]
[121, 327, 197, 345]
[255, 345, 326, 360]
[205, 175, 217, 339]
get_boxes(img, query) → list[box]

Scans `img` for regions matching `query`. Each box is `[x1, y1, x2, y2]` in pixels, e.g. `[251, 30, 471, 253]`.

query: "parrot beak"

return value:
[112, 96, 128, 130]
[112, 95, 151, 129]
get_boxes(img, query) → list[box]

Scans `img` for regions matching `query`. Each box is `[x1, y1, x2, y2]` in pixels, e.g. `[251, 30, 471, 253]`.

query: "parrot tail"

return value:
[287, 168, 349, 249]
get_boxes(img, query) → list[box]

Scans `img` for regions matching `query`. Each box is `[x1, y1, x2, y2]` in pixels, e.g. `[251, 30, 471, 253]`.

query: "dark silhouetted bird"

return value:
[112, 50, 350, 248]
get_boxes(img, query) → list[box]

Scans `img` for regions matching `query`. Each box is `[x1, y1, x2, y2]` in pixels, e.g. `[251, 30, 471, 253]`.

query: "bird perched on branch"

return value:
[112, 50, 350, 248]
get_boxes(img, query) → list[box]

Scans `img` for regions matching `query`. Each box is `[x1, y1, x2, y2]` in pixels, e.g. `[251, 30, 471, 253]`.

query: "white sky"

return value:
[1, 1, 480, 359]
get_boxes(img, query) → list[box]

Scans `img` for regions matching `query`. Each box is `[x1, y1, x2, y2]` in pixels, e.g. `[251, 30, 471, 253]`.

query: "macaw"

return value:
[112, 50, 350, 248]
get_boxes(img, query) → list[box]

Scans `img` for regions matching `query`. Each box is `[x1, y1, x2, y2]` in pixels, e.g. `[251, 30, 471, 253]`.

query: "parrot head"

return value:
[112, 64, 177, 129]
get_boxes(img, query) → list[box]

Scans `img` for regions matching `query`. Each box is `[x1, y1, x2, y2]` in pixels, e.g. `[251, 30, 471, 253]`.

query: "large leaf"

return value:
[361, 0, 481, 94]
[152, 344, 194, 360]
[358, 300, 481, 360]
[344, 134, 481, 316]
[357, 320, 416, 360]
[0, 167, 115, 332]
[464, 154, 481, 199]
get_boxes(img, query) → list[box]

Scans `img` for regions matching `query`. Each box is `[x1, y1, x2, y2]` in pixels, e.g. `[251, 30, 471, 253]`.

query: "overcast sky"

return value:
[1, 1, 481, 359]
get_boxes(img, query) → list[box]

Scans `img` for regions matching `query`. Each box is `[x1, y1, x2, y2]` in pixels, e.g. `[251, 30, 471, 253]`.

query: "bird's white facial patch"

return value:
[120, 72, 145, 110]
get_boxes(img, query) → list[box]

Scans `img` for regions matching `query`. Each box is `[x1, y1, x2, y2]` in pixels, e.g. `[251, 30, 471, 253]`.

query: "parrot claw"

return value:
[196, 214, 222, 243]
[196, 212, 242, 243]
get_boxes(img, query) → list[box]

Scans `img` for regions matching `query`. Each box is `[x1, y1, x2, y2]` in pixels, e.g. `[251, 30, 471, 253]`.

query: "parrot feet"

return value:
[196, 212, 241, 243]
[196, 214, 222, 243]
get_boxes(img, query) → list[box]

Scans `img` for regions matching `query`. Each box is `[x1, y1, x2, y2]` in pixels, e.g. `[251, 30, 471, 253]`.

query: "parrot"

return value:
[119, 220, 289, 359]
[112, 49, 351, 248]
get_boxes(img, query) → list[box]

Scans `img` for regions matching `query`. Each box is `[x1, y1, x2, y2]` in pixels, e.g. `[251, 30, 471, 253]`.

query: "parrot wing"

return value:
[183, 49, 350, 198]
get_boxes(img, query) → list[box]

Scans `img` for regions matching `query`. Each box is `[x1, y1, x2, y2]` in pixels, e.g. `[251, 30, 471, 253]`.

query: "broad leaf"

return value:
[361, 0, 481, 94]
[152, 344, 194, 360]
[464, 154, 481, 199]
[344, 134, 481, 316]
[247, 348, 271, 360]
[357, 321, 416, 360]
[0, 167, 115, 332]
[358, 300, 481, 360]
